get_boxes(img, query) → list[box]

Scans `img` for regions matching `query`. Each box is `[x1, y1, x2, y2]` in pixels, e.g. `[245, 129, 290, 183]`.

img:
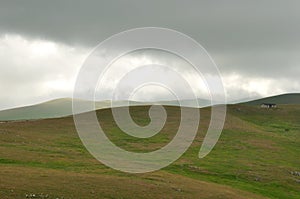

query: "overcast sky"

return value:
[0, 0, 299, 110]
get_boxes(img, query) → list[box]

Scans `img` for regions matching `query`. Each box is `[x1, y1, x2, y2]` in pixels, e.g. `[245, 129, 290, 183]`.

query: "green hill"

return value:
[243, 93, 300, 105]
[0, 98, 211, 121]
[0, 93, 299, 121]
[0, 104, 299, 198]
[0, 98, 111, 121]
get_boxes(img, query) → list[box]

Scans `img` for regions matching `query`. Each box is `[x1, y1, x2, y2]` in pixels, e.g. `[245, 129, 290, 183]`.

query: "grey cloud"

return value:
[215, 50, 300, 80]
[0, 1, 299, 109]
[1, 1, 299, 77]
[1, 1, 299, 49]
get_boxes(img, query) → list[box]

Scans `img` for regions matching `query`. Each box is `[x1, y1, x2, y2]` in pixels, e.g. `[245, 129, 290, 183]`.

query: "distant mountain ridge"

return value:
[0, 98, 210, 121]
[0, 93, 299, 121]
[0, 98, 119, 121]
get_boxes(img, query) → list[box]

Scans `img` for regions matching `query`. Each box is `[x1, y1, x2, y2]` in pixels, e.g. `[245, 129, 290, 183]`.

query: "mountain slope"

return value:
[0, 98, 112, 121]
[0, 93, 299, 121]
[243, 93, 300, 105]
[0, 105, 299, 198]
[0, 98, 211, 121]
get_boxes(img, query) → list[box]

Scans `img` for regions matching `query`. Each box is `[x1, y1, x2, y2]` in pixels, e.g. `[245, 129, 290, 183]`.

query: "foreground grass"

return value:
[0, 105, 299, 198]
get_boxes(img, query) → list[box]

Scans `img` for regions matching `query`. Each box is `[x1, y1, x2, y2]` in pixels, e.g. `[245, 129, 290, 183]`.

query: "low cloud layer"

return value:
[0, 1, 299, 109]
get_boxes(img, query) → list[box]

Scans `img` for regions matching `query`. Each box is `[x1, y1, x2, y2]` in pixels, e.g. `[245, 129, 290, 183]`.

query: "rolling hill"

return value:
[0, 98, 110, 121]
[0, 98, 211, 121]
[0, 104, 299, 198]
[243, 93, 300, 105]
[0, 93, 299, 121]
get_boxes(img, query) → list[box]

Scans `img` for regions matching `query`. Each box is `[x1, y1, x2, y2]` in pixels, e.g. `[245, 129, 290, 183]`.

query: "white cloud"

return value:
[0, 34, 87, 110]
[223, 73, 300, 102]
[94, 49, 211, 101]
[0, 34, 299, 110]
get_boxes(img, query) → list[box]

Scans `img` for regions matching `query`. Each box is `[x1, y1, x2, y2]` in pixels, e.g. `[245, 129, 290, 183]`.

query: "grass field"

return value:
[0, 104, 299, 198]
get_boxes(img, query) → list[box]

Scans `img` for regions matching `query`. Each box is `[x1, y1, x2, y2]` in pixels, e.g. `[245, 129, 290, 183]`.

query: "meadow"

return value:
[0, 104, 299, 198]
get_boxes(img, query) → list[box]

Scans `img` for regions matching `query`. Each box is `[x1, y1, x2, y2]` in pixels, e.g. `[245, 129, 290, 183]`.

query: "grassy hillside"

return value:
[0, 99, 148, 121]
[244, 93, 300, 105]
[0, 98, 108, 121]
[0, 98, 211, 121]
[0, 105, 299, 198]
[1, 93, 298, 121]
